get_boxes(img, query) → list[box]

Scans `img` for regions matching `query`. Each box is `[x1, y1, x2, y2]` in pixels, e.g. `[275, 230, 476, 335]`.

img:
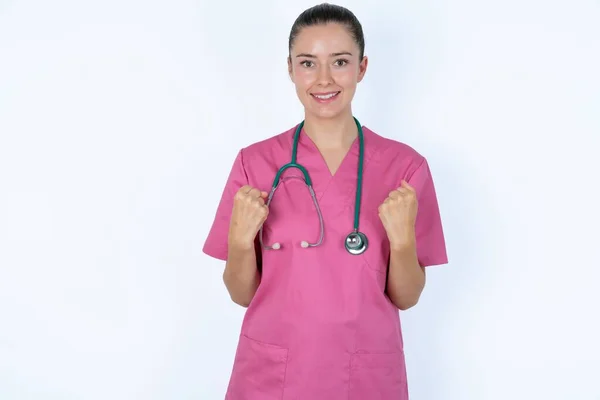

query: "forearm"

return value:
[223, 241, 260, 307]
[386, 230, 425, 310]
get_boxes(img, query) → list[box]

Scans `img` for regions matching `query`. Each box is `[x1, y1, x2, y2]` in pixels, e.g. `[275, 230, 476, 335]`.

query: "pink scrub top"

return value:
[203, 124, 448, 400]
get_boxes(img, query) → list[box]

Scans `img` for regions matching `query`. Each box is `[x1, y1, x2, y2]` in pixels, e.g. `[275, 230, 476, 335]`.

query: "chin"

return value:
[307, 105, 347, 120]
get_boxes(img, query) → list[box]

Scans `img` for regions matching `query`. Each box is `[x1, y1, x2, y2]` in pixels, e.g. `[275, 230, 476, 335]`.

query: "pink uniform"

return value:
[203, 123, 448, 400]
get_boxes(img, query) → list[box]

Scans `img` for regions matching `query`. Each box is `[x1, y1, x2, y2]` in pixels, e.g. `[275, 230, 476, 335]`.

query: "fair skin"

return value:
[222, 186, 267, 307]
[223, 22, 425, 310]
[286, 23, 366, 174]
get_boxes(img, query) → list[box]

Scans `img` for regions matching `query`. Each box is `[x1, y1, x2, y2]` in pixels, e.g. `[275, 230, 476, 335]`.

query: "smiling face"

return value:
[288, 23, 368, 121]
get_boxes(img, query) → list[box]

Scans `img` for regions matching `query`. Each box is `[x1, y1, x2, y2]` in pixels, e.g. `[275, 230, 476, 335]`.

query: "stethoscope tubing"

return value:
[258, 117, 367, 254]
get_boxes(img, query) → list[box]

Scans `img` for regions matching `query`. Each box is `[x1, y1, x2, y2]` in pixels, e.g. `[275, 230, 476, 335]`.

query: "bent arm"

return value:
[386, 230, 426, 310]
[223, 240, 261, 307]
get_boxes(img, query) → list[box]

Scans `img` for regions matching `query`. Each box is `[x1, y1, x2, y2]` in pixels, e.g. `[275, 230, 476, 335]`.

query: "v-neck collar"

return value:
[294, 125, 360, 178]
[286, 123, 371, 204]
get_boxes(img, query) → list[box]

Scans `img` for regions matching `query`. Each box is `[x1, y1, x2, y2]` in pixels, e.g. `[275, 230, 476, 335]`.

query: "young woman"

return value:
[203, 4, 448, 399]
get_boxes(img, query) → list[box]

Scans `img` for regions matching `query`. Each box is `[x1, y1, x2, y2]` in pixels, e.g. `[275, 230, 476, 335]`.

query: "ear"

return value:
[357, 55, 368, 83]
[287, 56, 294, 82]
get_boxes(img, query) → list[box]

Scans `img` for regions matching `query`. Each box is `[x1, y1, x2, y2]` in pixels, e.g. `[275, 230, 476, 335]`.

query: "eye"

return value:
[334, 59, 349, 67]
[300, 60, 314, 68]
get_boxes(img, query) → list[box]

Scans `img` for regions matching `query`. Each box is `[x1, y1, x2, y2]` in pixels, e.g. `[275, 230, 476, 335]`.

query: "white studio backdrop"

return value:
[1, 0, 599, 399]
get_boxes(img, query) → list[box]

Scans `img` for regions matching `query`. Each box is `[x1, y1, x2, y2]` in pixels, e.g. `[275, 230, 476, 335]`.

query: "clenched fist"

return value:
[228, 185, 269, 249]
[378, 180, 418, 247]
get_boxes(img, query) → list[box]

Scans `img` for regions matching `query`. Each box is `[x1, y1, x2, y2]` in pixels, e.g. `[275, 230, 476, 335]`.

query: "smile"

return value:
[310, 91, 341, 102]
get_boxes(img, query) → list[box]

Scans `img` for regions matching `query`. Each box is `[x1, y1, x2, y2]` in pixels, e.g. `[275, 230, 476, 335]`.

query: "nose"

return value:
[317, 64, 333, 86]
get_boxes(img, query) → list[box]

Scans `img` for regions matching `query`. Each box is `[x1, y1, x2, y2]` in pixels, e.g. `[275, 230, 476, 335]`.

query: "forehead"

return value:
[291, 23, 357, 55]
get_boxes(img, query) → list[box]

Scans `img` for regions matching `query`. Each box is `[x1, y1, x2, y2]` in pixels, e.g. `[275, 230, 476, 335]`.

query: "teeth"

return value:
[314, 92, 339, 99]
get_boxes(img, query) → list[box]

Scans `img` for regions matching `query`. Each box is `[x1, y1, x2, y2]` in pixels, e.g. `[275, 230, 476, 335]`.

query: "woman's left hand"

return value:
[378, 180, 418, 248]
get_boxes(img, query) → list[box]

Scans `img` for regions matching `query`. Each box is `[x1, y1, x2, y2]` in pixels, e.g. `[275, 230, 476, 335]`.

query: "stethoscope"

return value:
[258, 117, 368, 255]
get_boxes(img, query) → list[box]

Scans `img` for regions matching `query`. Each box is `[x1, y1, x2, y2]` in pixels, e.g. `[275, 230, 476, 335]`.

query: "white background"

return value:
[1, 0, 599, 399]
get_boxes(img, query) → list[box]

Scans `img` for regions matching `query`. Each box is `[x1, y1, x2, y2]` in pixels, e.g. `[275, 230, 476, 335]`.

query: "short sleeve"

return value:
[408, 157, 448, 267]
[202, 149, 249, 261]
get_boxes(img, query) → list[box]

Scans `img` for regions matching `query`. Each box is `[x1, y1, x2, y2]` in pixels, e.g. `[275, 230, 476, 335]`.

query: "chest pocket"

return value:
[341, 183, 392, 275]
[355, 207, 390, 274]
[261, 176, 323, 251]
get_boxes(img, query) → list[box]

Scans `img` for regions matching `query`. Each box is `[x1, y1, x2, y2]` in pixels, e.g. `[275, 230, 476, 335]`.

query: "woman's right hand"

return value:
[228, 185, 269, 250]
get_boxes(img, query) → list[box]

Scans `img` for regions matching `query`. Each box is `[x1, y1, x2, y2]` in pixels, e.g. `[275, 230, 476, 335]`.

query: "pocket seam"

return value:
[350, 349, 405, 366]
[241, 334, 288, 353]
[228, 334, 289, 400]
[238, 334, 289, 365]
[348, 350, 407, 400]
[361, 255, 388, 275]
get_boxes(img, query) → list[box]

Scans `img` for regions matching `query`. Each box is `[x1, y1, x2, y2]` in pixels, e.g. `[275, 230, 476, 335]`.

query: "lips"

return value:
[310, 91, 341, 103]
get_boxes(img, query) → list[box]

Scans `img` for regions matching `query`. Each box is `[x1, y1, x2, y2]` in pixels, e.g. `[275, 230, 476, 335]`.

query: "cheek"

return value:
[292, 70, 315, 89]
[333, 70, 358, 89]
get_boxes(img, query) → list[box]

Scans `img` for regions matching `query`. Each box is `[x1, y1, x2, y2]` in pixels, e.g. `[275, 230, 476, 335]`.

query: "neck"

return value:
[302, 109, 358, 150]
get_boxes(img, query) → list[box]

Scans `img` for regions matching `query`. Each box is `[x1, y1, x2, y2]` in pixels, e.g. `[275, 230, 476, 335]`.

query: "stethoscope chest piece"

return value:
[345, 231, 368, 255]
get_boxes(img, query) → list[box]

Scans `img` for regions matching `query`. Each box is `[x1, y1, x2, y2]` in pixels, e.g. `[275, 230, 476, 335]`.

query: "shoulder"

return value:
[236, 126, 294, 166]
[364, 126, 426, 169]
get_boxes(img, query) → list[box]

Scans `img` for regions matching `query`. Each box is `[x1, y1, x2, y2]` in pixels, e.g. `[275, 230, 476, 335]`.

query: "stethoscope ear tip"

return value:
[272, 243, 281, 250]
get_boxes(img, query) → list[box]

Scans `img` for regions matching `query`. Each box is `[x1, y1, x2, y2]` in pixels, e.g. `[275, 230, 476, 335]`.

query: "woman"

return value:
[203, 4, 448, 399]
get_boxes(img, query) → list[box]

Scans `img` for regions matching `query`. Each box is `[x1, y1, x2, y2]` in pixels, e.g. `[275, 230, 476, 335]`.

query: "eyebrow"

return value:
[295, 52, 353, 58]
